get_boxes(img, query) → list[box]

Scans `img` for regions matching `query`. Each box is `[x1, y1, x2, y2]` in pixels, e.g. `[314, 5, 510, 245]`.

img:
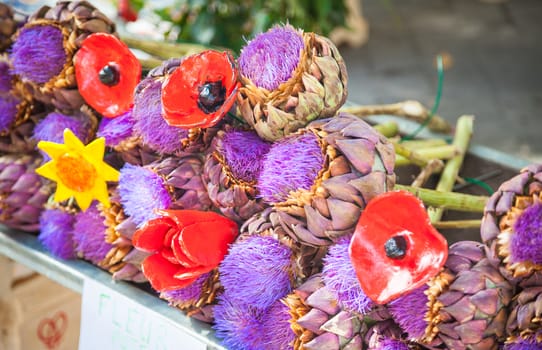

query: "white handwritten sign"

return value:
[79, 278, 207, 350]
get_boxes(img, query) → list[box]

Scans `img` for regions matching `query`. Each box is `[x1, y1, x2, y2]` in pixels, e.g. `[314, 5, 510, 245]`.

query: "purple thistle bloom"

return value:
[33, 111, 88, 144]
[322, 235, 374, 314]
[221, 129, 271, 183]
[97, 108, 135, 147]
[258, 131, 324, 203]
[118, 163, 171, 227]
[374, 338, 410, 350]
[72, 203, 113, 265]
[10, 24, 66, 84]
[239, 25, 304, 91]
[511, 202, 542, 265]
[259, 299, 295, 350]
[213, 294, 263, 350]
[219, 235, 292, 309]
[133, 77, 188, 154]
[160, 272, 209, 306]
[0, 94, 19, 133]
[504, 332, 542, 350]
[38, 208, 76, 259]
[388, 284, 429, 339]
[0, 60, 13, 93]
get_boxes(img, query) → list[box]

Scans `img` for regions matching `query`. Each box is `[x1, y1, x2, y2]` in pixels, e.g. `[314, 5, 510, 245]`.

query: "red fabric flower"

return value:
[161, 50, 239, 129]
[349, 190, 448, 304]
[133, 209, 239, 292]
[75, 33, 141, 117]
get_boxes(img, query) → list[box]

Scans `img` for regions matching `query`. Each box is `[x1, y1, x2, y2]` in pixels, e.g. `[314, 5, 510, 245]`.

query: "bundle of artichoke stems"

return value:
[1, 2, 541, 350]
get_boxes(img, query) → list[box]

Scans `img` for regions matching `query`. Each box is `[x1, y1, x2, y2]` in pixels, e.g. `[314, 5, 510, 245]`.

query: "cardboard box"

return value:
[10, 274, 81, 350]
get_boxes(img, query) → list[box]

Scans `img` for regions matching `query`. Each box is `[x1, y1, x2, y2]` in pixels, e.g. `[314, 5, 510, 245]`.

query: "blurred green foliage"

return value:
[151, 0, 348, 52]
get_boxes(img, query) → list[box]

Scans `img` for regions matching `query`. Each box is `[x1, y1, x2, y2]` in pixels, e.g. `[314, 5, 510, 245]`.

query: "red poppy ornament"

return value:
[161, 50, 239, 129]
[349, 190, 448, 304]
[132, 209, 238, 292]
[75, 33, 141, 117]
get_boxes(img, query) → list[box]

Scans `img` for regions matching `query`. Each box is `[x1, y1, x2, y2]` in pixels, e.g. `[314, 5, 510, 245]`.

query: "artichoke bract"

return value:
[389, 241, 513, 349]
[9, 1, 116, 111]
[505, 271, 542, 345]
[203, 127, 270, 223]
[97, 189, 148, 283]
[0, 57, 46, 154]
[0, 154, 52, 232]
[257, 113, 395, 247]
[481, 163, 542, 280]
[0, 4, 17, 52]
[237, 25, 348, 141]
[284, 273, 368, 350]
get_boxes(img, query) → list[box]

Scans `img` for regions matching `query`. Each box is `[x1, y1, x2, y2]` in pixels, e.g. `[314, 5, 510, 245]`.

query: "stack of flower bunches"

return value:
[213, 24, 395, 350]
[387, 241, 513, 349]
[480, 164, 542, 347]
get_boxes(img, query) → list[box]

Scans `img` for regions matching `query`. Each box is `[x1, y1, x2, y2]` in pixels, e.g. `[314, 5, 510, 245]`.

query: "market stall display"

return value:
[0, 1, 540, 349]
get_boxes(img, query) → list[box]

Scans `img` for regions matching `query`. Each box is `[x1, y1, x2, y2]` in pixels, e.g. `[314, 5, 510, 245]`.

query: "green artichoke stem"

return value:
[340, 100, 452, 132]
[398, 138, 448, 149]
[395, 184, 487, 213]
[394, 143, 444, 172]
[373, 121, 399, 138]
[395, 145, 461, 166]
[138, 57, 164, 70]
[433, 219, 482, 230]
[428, 115, 474, 223]
[122, 36, 209, 59]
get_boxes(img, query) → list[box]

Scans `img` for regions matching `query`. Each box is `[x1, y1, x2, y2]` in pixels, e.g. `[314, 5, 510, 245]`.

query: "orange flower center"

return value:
[55, 153, 97, 192]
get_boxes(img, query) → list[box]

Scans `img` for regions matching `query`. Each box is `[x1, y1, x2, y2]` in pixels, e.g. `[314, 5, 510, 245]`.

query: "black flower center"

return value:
[384, 235, 408, 259]
[197, 81, 226, 114]
[99, 64, 120, 86]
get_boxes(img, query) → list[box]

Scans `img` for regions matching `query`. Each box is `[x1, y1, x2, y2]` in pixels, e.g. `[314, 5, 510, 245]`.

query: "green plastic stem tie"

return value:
[401, 55, 444, 142]
[464, 177, 494, 195]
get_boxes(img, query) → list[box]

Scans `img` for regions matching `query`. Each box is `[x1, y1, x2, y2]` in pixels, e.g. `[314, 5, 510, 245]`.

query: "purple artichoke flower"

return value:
[10, 24, 66, 84]
[259, 299, 295, 350]
[322, 235, 374, 314]
[387, 285, 429, 339]
[0, 94, 19, 133]
[504, 332, 542, 350]
[0, 60, 12, 93]
[511, 202, 542, 265]
[257, 131, 324, 203]
[33, 111, 88, 144]
[132, 77, 189, 154]
[160, 272, 209, 306]
[221, 129, 271, 183]
[118, 163, 171, 227]
[38, 208, 76, 259]
[97, 108, 135, 147]
[239, 25, 304, 91]
[219, 235, 293, 309]
[213, 295, 263, 350]
[372, 338, 410, 350]
[73, 203, 113, 265]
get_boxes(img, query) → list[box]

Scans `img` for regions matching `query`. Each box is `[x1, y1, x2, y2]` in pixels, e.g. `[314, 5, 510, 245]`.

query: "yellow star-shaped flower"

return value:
[36, 129, 119, 211]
